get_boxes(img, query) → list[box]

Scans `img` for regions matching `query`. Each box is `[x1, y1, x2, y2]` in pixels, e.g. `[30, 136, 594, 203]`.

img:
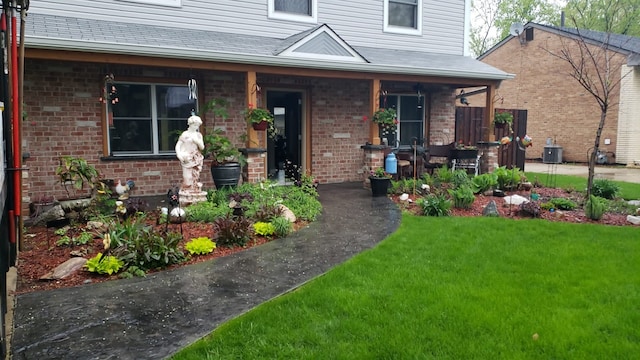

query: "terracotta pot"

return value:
[252, 121, 268, 131]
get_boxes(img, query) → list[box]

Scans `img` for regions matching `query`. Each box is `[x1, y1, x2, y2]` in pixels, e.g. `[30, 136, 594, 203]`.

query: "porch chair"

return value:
[423, 143, 454, 175]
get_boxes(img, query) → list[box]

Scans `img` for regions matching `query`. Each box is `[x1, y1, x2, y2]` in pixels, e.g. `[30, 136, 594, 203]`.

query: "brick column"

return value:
[361, 144, 388, 188]
[240, 148, 267, 183]
[477, 141, 500, 174]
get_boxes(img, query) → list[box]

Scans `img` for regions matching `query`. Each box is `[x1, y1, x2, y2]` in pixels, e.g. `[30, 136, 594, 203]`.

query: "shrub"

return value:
[471, 173, 498, 194]
[434, 165, 453, 184]
[548, 197, 578, 210]
[390, 178, 424, 195]
[519, 201, 541, 217]
[253, 221, 276, 237]
[493, 166, 524, 190]
[85, 253, 124, 275]
[447, 185, 475, 209]
[417, 194, 451, 217]
[585, 195, 607, 220]
[185, 237, 216, 255]
[271, 216, 293, 237]
[186, 201, 230, 222]
[106, 215, 186, 271]
[451, 169, 471, 189]
[213, 214, 252, 247]
[592, 179, 619, 199]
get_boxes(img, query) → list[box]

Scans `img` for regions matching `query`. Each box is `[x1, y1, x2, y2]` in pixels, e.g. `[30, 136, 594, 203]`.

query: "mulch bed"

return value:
[16, 187, 632, 294]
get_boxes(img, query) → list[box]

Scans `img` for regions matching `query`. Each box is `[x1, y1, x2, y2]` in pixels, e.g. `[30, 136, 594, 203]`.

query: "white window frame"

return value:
[268, 0, 318, 24]
[117, 0, 182, 8]
[383, 0, 423, 36]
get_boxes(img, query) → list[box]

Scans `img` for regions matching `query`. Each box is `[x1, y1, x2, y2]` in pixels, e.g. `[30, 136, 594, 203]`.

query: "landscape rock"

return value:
[504, 194, 529, 206]
[627, 215, 640, 225]
[86, 220, 107, 232]
[628, 200, 640, 206]
[23, 204, 65, 227]
[482, 200, 500, 217]
[40, 257, 87, 280]
[277, 204, 297, 223]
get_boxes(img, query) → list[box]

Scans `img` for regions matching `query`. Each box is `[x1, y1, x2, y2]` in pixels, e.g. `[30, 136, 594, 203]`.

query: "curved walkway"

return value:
[12, 182, 401, 360]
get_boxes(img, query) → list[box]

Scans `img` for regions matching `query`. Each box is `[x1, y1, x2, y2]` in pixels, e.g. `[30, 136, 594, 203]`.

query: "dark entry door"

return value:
[266, 91, 303, 179]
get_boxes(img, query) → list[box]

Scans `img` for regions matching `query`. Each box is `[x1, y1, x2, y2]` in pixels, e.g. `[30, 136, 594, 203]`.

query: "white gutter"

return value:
[26, 37, 514, 81]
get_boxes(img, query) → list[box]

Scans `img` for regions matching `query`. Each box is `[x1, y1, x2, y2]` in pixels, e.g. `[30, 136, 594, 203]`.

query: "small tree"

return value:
[544, 20, 633, 198]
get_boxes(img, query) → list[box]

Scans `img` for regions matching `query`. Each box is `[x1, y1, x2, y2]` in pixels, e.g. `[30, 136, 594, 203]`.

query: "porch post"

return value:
[484, 83, 495, 142]
[370, 79, 381, 145]
[246, 71, 259, 148]
[244, 71, 267, 183]
[478, 83, 500, 174]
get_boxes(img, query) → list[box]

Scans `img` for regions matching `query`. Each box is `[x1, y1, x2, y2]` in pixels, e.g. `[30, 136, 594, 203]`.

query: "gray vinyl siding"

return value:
[30, 0, 465, 55]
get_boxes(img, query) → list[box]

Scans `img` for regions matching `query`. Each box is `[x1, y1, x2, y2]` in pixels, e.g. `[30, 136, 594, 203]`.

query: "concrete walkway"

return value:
[11, 183, 400, 360]
[525, 161, 640, 184]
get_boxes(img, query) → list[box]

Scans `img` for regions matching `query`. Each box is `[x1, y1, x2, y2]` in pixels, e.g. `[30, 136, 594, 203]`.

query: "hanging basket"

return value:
[252, 121, 269, 131]
[494, 122, 507, 129]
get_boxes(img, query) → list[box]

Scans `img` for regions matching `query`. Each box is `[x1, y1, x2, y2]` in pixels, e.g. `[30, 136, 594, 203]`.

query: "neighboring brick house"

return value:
[465, 22, 640, 165]
[20, 0, 512, 208]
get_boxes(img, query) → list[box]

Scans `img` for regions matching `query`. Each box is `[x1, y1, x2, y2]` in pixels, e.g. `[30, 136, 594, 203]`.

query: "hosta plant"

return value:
[85, 253, 124, 275]
[185, 237, 216, 255]
[253, 221, 276, 237]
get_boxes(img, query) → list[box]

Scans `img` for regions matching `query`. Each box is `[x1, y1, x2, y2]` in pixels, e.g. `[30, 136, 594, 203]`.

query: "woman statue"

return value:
[175, 115, 205, 193]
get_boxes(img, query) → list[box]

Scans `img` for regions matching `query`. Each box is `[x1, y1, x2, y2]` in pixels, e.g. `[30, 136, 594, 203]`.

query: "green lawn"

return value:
[172, 216, 640, 359]
[526, 172, 640, 200]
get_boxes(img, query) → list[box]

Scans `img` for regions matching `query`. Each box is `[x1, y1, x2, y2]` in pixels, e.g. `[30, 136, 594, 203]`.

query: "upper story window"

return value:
[107, 83, 196, 156]
[117, 0, 181, 7]
[384, 0, 422, 35]
[268, 0, 318, 23]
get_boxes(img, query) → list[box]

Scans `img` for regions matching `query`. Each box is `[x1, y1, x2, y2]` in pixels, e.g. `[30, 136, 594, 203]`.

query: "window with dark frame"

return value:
[108, 83, 197, 156]
[380, 94, 425, 147]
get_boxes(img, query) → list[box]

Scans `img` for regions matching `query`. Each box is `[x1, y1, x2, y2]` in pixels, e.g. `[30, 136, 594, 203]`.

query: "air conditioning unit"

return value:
[543, 145, 563, 164]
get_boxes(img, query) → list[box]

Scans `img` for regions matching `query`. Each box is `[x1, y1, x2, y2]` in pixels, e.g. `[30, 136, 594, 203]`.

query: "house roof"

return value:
[24, 13, 512, 82]
[479, 22, 640, 63]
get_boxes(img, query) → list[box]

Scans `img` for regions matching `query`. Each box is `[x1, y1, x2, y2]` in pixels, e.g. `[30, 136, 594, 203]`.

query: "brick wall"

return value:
[468, 28, 625, 163]
[429, 90, 457, 145]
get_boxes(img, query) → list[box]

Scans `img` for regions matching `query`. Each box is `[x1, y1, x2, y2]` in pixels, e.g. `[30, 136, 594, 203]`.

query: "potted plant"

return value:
[372, 108, 398, 136]
[450, 140, 478, 159]
[199, 98, 246, 189]
[244, 104, 274, 131]
[369, 167, 392, 197]
[494, 111, 514, 129]
[55, 156, 100, 199]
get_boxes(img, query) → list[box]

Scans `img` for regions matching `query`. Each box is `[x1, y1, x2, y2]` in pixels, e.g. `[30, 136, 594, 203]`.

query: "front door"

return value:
[266, 90, 304, 180]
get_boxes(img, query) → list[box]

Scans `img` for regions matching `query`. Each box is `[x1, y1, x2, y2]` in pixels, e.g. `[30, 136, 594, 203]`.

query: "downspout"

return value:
[1, 5, 17, 247]
[10, 1, 20, 223]
[17, 0, 27, 248]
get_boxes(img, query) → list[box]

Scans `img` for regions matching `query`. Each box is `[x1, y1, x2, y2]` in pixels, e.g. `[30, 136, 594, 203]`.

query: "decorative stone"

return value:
[86, 220, 107, 232]
[277, 204, 296, 223]
[24, 204, 65, 227]
[626, 215, 640, 225]
[504, 194, 529, 206]
[40, 257, 87, 280]
[399, 193, 409, 201]
[482, 200, 500, 217]
[70, 249, 89, 257]
[628, 200, 640, 206]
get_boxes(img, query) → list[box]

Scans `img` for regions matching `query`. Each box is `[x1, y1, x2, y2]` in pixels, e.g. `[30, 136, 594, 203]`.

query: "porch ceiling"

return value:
[24, 13, 513, 85]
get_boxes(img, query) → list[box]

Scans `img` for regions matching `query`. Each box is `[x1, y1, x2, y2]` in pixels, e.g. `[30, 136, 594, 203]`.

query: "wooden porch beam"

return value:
[370, 79, 381, 145]
[246, 71, 259, 148]
[484, 84, 496, 142]
[25, 49, 502, 87]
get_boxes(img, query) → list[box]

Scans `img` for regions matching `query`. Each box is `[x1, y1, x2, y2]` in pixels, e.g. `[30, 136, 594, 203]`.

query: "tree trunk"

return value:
[587, 109, 607, 199]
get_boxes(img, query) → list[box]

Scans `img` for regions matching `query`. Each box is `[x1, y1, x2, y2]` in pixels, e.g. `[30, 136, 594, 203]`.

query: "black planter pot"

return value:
[211, 162, 241, 189]
[369, 177, 391, 197]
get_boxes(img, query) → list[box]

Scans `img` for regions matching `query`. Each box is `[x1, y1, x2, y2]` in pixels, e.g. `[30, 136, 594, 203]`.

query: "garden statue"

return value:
[175, 114, 207, 205]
